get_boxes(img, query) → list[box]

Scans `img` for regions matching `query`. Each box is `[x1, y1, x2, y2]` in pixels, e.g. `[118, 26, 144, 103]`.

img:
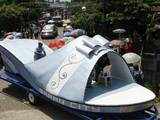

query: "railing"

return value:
[142, 53, 160, 95]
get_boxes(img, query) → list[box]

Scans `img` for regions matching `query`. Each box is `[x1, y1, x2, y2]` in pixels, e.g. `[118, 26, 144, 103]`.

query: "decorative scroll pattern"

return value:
[50, 53, 83, 90]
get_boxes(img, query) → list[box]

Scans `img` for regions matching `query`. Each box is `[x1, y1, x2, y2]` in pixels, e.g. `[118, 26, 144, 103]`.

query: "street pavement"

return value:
[0, 80, 79, 120]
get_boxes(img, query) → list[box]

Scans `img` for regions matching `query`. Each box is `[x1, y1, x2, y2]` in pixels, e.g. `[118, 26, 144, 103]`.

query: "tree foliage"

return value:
[0, 0, 44, 36]
[0, 4, 25, 35]
[71, 1, 103, 36]
[71, 0, 151, 37]
[71, 0, 160, 53]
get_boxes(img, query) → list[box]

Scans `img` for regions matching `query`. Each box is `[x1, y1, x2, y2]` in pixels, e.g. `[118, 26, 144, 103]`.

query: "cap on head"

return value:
[38, 42, 43, 47]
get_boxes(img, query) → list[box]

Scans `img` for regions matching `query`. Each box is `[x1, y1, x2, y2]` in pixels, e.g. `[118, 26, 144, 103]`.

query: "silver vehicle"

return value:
[41, 24, 58, 39]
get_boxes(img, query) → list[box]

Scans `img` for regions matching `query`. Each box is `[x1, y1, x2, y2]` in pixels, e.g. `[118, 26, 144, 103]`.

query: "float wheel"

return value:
[27, 92, 38, 105]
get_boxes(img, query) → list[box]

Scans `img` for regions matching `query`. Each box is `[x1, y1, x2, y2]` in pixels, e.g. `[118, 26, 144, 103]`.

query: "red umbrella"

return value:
[48, 39, 65, 49]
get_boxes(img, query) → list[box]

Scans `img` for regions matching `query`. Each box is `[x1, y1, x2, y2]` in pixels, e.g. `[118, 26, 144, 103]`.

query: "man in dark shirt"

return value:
[34, 42, 46, 60]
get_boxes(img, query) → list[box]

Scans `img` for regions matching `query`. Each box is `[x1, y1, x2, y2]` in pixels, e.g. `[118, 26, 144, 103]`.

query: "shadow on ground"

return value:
[2, 84, 80, 120]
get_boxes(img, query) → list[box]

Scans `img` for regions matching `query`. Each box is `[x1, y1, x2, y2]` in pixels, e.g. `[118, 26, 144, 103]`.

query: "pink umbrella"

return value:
[111, 39, 124, 48]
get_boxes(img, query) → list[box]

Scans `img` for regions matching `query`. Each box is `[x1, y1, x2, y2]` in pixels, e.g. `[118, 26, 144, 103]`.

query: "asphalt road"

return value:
[0, 80, 79, 120]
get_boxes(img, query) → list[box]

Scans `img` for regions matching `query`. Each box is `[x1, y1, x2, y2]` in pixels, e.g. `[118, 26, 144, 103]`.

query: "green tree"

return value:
[0, 4, 25, 35]
[71, 0, 151, 39]
[71, 1, 108, 36]
[0, 0, 16, 5]
[0, 0, 45, 36]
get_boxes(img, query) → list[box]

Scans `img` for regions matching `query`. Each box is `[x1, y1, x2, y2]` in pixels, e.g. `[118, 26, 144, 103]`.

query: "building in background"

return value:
[44, 0, 71, 20]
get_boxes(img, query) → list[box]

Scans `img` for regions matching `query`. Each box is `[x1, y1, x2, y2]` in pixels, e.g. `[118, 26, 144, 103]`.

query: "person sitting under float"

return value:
[87, 56, 112, 87]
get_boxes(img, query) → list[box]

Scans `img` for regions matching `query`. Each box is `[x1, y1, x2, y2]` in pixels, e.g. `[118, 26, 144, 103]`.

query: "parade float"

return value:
[0, 35, 157, 119]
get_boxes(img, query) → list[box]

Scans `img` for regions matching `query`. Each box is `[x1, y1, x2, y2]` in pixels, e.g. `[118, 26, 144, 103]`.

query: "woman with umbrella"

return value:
[122, 53, 144, 85]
